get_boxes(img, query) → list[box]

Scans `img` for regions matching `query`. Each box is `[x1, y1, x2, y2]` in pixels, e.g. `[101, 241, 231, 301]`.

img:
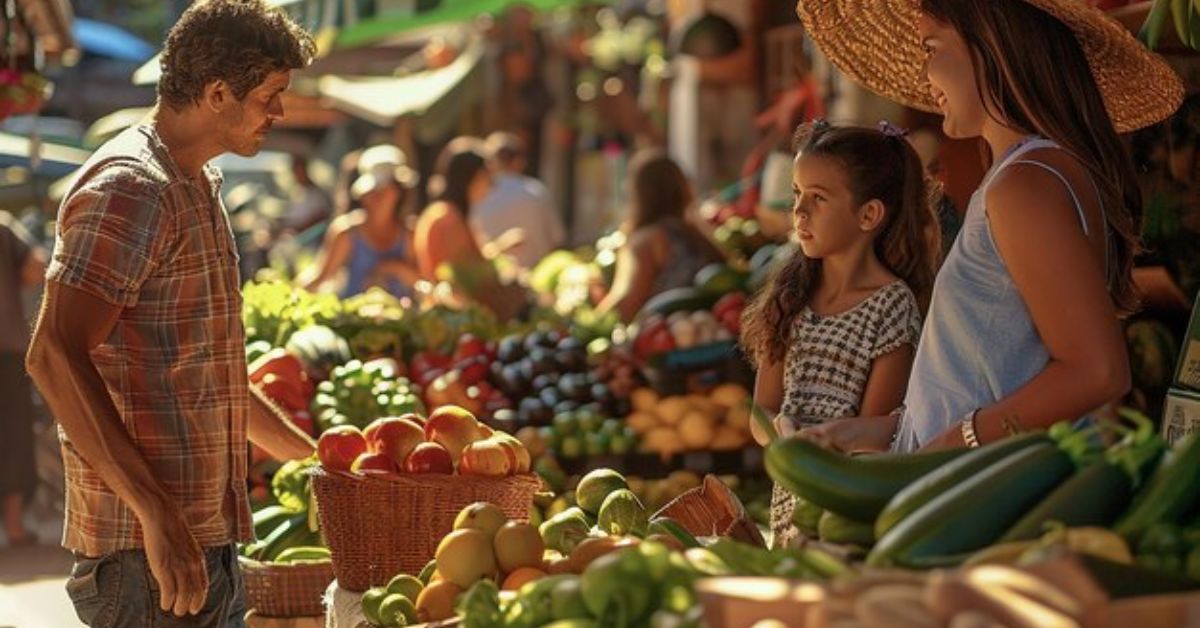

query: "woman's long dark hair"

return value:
[920, 0, 1142, 316]
[741, 123, 941, 366]
[429, 136, 488, 216]
[625, 149, 724, 262]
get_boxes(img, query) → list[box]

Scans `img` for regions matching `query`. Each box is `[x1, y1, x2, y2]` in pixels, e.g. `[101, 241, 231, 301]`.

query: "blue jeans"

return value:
[66, 544, 247, 627]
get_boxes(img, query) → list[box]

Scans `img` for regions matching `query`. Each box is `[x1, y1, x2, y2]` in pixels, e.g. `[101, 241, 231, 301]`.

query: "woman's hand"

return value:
[919, 423, 968, 451]
[795, 416, 898, 453]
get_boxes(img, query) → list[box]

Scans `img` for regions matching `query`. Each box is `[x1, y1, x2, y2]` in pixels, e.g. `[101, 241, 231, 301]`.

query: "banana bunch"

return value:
[1141, 0, 1200, 50]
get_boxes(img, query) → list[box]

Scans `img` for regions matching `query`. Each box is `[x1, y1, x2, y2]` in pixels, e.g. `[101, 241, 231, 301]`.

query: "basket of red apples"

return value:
[311, 405, 541, 591]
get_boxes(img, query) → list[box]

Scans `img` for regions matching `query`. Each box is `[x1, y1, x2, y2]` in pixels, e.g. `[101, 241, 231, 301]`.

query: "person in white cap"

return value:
[302, 144, 423, 298]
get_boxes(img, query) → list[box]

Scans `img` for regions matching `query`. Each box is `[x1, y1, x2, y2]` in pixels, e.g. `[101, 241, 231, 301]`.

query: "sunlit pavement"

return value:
[0, 543, 79, 628]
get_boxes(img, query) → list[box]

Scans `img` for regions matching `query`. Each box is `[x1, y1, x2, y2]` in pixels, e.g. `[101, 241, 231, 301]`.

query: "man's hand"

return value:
[247, 384, 316, 461]
[142, 505, 208, 616]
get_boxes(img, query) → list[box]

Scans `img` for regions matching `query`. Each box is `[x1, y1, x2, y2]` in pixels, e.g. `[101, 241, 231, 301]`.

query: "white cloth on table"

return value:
[324, 580, 369, 628]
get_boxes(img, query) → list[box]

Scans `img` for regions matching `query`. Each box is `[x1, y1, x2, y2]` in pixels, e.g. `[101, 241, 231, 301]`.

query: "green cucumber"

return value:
[791, 496, 824, 538]
[252, 505, 297, 540]
[764, 439, 968, 521]
[1115, 431, 1200, 542]
[1000, 460, 1134, 542]
[260, 513, 320, 562]
[875, 432, 1049, 538]
[647, 517, 701, 549]
[817, 511, 874, 547]
[274, 546, 331, 563]
[867, 442, 1074, 568]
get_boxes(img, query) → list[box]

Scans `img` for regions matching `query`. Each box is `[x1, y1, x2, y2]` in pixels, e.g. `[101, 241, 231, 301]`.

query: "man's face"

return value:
[217, 69, 291, 157]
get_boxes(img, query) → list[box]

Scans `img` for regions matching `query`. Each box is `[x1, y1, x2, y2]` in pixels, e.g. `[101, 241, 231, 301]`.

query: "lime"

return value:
[359, 587, 388, 626]
[378, 593, 417, 626]
[385, 574, 423, 605]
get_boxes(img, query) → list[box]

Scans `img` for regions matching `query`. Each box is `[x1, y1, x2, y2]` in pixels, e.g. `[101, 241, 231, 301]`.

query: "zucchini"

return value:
[252, 505, 297, 540]
[817, 510, 874, 547]
[764, 439, 967, 521]
[274, 546, 331, 563]
[260, 513, 320, 562]
[1115, 431, 1200, 542]
[875, 432, 1049, 538]
[867, 442, 1074, 568]
[999, 460, 1134, 542]
[791, 496, 824, 538]
[647, 518, 701, 549]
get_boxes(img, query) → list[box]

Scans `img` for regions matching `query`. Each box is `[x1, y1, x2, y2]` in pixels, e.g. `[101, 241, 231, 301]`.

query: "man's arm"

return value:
[26, 281, 208, 616]
[247, 384, 316, 461]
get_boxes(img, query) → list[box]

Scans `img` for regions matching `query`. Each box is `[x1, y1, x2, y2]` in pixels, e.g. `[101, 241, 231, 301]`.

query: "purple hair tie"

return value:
[878, 120, 909, 138]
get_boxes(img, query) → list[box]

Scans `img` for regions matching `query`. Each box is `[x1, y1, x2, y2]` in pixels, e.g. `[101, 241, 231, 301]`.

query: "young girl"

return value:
[741, 121, 940, 547]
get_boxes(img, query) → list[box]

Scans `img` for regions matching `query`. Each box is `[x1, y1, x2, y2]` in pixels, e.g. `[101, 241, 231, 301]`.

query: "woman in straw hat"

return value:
[302, 144, 422, 299]
[789, 0, 1183, 452]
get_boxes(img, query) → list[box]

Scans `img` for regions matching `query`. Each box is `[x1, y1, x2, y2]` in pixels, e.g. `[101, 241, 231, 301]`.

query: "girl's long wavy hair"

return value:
[741, 123, 942, 366]
[919, 0, 1142, 316]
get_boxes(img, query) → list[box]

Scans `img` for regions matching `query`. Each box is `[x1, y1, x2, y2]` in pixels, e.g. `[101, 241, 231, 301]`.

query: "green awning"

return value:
[335, 0, 596, 48]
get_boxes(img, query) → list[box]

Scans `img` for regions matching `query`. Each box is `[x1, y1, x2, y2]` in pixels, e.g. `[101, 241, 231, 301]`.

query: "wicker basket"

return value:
[311, 468, 542, 592]
[239, 556, 335, 617]
[654, 474, 766, 548]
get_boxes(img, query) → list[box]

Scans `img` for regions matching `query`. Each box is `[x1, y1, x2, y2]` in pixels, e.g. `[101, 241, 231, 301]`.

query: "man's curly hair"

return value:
[158, 0, 315, 110]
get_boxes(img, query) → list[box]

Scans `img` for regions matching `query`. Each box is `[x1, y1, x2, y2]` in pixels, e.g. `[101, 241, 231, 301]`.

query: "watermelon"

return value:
[639, 287, 718, 319]
[286, 325, 351, 382]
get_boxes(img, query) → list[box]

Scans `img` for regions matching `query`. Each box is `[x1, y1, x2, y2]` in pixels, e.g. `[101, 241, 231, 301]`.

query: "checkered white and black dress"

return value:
[769, 280, 922, 548]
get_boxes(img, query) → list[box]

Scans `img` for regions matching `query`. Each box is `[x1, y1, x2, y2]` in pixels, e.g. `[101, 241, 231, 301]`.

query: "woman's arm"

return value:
[922, 164, 1129, 449]
[299, 221, 352, 292]
[596, 229, 661, 323]
[750, 359, 784, 446]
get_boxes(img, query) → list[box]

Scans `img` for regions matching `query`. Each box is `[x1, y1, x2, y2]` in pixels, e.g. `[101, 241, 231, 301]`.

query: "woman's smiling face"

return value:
[918, 13, 988, 139]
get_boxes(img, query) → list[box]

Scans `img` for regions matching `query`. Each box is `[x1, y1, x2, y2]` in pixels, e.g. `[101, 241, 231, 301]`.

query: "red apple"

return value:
[423, 405, 483, 464]
[453, 334, 489, 363]
[396, 412, 427, 426]
[363, 417, 425, 467]
[459, 440, 513, 477]
[455, 355, 491, 386]
[351, 451, 398, 475]
[317, 426, 368, 472]
[404, 442, 454, 474]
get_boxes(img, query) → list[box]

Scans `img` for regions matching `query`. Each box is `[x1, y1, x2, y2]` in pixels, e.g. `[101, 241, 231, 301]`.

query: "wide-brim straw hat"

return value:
[795, 0, 1184, 132]
[351, 144, 418, 200]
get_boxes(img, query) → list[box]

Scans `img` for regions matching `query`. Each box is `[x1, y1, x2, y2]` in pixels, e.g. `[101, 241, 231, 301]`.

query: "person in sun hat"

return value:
[788, 0, 1184, 453]
[302, 143, 423, 299]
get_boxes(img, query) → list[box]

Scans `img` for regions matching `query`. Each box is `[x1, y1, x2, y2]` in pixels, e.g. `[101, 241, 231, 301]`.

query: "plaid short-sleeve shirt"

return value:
[48, 124, 252, 556]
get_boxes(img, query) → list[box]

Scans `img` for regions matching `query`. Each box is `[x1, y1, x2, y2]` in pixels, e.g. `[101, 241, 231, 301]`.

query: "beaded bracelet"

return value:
[960, 409, 981, 448]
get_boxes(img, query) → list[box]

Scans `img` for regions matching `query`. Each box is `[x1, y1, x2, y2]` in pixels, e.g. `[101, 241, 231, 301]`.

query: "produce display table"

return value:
[555, 445, 764, 478]
[323, 581, 460, 628]
[245, 613, 324, 628]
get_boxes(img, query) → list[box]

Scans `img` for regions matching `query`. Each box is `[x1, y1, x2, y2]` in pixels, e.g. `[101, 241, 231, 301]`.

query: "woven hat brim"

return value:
[796, 0, 1184, 133]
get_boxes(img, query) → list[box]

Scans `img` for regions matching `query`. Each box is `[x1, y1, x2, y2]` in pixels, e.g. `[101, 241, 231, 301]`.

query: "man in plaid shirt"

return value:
[25, 1, 318, 625]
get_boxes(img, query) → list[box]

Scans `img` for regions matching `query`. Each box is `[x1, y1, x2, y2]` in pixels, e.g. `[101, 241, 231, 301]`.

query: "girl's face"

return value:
[792, 153, 875, 259]
[918, 13, 988, 139]
[468, 169, 493, 206]
[362, 182, 401, 219]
